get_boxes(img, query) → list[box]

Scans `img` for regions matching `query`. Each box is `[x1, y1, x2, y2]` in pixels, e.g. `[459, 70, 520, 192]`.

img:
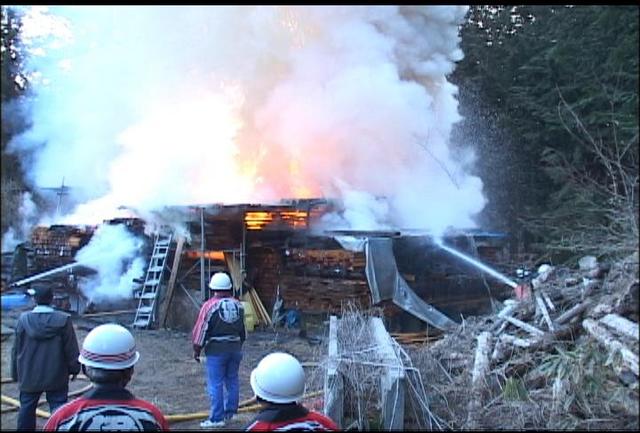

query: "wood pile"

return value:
[279, 275, 371, 314]
[30, 225, 94, 272]
[284, 248, 365, 279]
[412, 251, 639, 430]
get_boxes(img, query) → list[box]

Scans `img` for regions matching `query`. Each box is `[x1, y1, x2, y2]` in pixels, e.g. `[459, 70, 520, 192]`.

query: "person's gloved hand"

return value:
[193, 344, 201, 363]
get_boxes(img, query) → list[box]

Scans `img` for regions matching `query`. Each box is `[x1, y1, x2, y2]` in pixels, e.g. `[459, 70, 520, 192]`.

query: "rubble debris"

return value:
[406, 251, 639, 430]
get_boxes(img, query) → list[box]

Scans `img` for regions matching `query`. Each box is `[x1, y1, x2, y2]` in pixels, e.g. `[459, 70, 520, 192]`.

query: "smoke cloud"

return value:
[1, 192, 38, 251]
[74, 223, 146, 303]
[6, 6, 484, 237]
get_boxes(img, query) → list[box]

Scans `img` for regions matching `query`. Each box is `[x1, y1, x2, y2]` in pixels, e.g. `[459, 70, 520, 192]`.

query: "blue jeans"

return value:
[18, 387, 68, 431]
[205, 351, 243, 423]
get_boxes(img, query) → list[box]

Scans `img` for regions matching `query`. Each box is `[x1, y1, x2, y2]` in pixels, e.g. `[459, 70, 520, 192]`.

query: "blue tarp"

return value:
[1, 293, 30, 310]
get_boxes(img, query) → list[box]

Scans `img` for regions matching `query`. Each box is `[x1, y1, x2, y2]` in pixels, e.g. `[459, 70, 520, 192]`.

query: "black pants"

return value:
[18, 386, 68, 431]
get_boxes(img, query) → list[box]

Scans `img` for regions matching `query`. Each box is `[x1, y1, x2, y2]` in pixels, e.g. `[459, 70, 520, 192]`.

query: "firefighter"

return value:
[43, 323, 169, 431]
[244, 352, 339, 431]
[192, 272, 246, 428]
[11, 286, 81, 431]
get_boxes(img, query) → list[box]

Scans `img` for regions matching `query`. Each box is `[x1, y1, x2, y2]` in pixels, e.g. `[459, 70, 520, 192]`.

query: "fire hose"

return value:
[1, 375, 93, 414]
[1, 382, 323, 423]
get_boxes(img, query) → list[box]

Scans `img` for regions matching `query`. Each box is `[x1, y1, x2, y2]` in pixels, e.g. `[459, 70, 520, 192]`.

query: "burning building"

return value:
[1, 6, 508, 331]
[2, 199, 511, 333]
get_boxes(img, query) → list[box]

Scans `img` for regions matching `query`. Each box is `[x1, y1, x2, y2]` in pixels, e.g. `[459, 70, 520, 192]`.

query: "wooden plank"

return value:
[159, 237, 185, 328]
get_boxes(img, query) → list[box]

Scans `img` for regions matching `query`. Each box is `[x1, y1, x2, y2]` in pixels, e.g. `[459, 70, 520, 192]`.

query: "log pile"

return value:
[284, 248, 365, 279]
[279, 275, 371, 314]
[30, 225, 94, 272]
[408, 251, 639, 430]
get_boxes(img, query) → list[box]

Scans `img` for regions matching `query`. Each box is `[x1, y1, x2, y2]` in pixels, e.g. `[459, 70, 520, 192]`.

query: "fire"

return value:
[280, 210, 308, 229]
[183, 250, 226, 261]
[244, 210, 308, 230]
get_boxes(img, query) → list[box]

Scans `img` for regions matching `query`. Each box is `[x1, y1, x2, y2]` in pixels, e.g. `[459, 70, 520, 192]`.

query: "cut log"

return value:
[556, 300, 592, 325]
[503, 315, 545, 337]
[492, 323, 580, 363]
[540, 289, 556, 312]
[535, 291, 555, 331]
[498, 333, 537, 348]
[582, 319, 639, 376]
[490, 300, 521, 333]
[599, 314, 639, 342]
[466, 331, 493, 429]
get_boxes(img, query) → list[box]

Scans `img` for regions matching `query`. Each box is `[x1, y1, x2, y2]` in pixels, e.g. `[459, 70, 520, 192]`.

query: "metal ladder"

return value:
[133, 231, 173, 329]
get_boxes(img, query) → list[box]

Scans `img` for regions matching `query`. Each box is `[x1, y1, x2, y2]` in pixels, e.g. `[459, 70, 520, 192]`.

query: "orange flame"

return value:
[244, 210, 308, 230]
[184, 250, 226, 261]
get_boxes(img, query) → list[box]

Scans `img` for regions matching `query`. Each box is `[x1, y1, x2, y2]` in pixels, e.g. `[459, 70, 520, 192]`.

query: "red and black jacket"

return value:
[192, 295, 246, 355]
[43, 384, 169, 431]
[244, 403, 339, 431]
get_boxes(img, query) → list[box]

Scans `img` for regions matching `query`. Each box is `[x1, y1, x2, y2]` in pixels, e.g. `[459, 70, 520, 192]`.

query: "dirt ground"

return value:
[1, 309, 327, 431]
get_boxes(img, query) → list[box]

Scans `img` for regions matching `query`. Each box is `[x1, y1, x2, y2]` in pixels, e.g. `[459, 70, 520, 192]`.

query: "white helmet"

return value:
[78, 323, 140, 370]
[209, 272, 232, 291]
[250, 352, 305, 404]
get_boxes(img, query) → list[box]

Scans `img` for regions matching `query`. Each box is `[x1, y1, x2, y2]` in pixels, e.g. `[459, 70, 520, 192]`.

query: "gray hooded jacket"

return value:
[11, 305, 81, 392]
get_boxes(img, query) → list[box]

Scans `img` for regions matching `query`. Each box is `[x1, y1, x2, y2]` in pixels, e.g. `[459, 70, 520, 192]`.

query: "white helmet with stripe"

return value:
[209, 272, 232, 291]
[79, 323, 140, 370]
[250, 352, 305, 403]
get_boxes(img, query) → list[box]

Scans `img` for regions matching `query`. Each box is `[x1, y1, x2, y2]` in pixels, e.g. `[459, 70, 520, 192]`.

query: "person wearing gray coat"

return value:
[11, 286, 81, 431]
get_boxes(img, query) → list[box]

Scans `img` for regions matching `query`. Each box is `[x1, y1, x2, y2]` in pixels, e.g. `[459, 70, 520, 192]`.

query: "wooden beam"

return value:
[159, 237, 185, 328]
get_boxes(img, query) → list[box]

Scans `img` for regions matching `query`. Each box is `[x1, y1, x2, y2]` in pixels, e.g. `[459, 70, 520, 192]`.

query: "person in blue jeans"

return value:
[11, 286, 81, 431]
[192, 272, 246, 428]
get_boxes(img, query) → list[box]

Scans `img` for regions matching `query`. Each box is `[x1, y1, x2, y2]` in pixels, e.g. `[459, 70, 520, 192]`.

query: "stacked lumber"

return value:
[285, 248, 365, 279]
[30, 225, 94, 272]
[279, 275, 371, 314]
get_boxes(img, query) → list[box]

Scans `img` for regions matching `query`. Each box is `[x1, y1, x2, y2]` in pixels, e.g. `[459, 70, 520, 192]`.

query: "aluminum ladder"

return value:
[133, 231, 173, 329]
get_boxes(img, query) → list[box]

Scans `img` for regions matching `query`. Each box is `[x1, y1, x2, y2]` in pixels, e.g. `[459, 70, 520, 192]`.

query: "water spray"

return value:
[433, 238, 519, 289]
[8, 250, 115, 288]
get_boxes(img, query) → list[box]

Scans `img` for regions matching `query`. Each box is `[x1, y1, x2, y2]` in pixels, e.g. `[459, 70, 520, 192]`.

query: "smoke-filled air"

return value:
[73, 223, 146, 303]
[6, 5, 485, 238]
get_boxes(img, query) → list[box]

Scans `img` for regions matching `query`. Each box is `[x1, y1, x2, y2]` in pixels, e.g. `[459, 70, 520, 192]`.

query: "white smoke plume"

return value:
[7, 6, 484, 237]
[1, 192, 38, 251]
[74, 223, 146, 303]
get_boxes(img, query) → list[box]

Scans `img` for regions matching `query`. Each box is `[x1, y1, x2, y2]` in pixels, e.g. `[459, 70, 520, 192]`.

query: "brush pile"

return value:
[409, 251, 639, 430]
